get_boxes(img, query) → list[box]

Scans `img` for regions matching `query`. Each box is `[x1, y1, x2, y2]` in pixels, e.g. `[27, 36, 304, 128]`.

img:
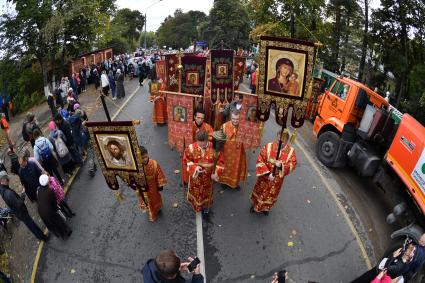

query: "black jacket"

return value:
[142, 259, 204, 283]
[0, 184, 28, 220]
[58, 120, 74, 147]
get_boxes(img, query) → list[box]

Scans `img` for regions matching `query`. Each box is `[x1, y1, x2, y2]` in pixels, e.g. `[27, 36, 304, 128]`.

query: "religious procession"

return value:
[0, 0, 425, 282]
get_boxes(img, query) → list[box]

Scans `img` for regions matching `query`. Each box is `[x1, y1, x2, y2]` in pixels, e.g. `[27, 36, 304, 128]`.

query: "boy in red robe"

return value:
[183, 130, 223, 218]
[250, 131, 297, 215]
[182, 109, 214, 185]
[139, 146, 167, 222]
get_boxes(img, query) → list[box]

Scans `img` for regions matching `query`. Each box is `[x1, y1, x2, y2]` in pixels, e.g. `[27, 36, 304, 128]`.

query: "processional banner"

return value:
[86, 121, 146, 191]
[165, 54, 179, 92]
[181, 55, 207, 96]
[257, 36, 315, 128]
[166, 93, 194, 153]
[236, 94, 263, 149]
[233, 56, 246, 91]
[211, 50, 234, 104]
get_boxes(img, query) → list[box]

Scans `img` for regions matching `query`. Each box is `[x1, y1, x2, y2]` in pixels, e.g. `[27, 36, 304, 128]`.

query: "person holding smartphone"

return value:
[142, 249, 204, 283]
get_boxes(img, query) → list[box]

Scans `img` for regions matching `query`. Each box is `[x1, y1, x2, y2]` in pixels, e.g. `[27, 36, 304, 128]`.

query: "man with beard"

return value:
[217, 109, 247, 190]
[183, 130, 223, 219]
[138, 146, 167, 222]
[106, 139, 130, 167]
[250, 131, 297, 215]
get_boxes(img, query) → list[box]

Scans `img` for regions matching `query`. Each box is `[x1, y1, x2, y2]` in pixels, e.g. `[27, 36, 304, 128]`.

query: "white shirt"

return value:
[101, 74, 109, 87]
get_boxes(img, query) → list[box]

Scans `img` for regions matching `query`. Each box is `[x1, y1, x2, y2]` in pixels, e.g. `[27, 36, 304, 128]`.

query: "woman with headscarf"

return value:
[66, 88, 77, 113]
[115, 69, 125, 99]
[46, 174, 75, 218]
[47, 121, 74, 174]
[37, 174, 72, 239]
[108, 70, 116, 100]
[267, 58, 298, 95]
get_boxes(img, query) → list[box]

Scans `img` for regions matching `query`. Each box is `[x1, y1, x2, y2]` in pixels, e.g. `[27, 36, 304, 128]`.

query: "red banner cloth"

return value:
[181, 55, 207, 96]
[211, 49, 234, 104]
[165, 54, 179, 92]
[167, 93, 194, 153]
[233, 56, 246, 91]
[236, 94, 262, 149]
[156, 60, 166, 83]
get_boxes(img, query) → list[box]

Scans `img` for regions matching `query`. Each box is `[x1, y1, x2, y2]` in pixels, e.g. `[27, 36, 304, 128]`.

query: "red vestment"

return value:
[218, 121, 247, 188]
[251, 142, 297, 212]
[150, 85, 167, 124]
[139, 159, 167, 221]
[183, 142, 223, 212]
[182, 122, 214, 184]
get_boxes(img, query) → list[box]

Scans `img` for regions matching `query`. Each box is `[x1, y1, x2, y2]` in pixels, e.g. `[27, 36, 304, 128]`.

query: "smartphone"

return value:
[277, 270, 286, 283]
[187, 257, 201, 272]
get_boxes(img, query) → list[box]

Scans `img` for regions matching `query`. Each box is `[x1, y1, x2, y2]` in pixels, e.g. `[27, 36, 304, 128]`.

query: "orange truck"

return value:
[313, 76, 425, 262]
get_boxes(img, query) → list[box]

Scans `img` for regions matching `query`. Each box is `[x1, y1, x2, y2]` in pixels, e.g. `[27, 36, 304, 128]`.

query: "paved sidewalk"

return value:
[0, 78, 141, 282]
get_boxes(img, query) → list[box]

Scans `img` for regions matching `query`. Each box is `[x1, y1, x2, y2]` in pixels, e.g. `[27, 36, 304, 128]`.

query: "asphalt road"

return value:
[36, 80, 376, 282]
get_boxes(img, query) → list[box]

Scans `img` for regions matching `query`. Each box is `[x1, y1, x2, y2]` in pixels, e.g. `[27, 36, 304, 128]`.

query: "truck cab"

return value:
[313, 76, 390, 169]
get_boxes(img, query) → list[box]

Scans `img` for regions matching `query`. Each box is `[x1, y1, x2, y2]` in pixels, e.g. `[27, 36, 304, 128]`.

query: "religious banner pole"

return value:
[100, 94, 112, 122]
[272, 127, 287, 175]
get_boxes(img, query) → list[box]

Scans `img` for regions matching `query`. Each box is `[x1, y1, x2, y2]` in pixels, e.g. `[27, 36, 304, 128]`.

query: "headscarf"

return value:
[48, 121, 56, 131]
[39, 174, 49, 186]
[73, 103, 80, 111]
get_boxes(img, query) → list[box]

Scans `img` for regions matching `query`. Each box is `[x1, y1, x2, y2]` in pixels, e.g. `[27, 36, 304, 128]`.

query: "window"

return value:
[333, 81, 350, 101]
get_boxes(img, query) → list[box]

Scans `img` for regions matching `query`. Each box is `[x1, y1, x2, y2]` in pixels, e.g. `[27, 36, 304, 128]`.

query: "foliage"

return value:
[199, 0, 250, 49]
[111, 8, 145, 50]
[156, 9, 206, 49]
[139, 31, 157, 48]
[0, 58, 44, 114]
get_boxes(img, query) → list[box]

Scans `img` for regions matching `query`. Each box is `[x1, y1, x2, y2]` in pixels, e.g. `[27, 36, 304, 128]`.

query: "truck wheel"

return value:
[316, 131, 340, 167]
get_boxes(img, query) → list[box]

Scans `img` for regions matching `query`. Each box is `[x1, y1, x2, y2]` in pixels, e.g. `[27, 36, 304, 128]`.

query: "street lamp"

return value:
[144, 0, 163, 50]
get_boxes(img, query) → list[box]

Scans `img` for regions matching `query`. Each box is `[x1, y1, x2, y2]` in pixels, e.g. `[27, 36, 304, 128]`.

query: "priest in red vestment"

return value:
[250, 131, 297, 215]
[149, 82, 167, 124]
[217, 109, 247, 189]
[139, 146, 167, 222]
[183, 130, 223, 218]
[182, 109, 214, 185]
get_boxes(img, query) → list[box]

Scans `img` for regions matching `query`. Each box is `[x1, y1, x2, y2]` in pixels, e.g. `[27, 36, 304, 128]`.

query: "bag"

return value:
[36, 140, 52, 160]
[22, 122, 30, 141]
[54, 136, 69, 158]
[9, 151, 19, 175]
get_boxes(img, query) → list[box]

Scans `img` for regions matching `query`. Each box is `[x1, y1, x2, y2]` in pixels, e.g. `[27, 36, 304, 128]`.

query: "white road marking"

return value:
[111, 84, 143, 120]
[196, 212, 207, 281]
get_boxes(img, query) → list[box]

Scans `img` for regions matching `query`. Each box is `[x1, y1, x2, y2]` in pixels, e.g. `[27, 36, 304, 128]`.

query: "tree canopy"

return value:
[156, 9, 206, 49]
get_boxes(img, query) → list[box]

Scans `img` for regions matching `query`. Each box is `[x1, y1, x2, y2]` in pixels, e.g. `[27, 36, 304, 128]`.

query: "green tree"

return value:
[139, 31, 157, 48]
[200, 0, 250, 49]
[156, 9, 206, 49]
[0, 0, 116, 96]
[371, 0, 425, 106]
[111, 8, 145, 50]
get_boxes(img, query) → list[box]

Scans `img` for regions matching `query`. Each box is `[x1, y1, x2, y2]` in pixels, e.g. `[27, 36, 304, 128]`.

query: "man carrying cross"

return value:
[250, 130, 297, 215]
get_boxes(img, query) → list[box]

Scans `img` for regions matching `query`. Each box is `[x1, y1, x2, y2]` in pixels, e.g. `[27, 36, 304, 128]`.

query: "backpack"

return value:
[54, 136, 69, 158]
[22, 122, 30, 141]
[35, 140, 52, 160]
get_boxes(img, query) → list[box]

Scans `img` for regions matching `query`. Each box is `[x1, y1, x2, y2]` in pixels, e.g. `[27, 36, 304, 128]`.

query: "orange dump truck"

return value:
[313, 76, 425, 254]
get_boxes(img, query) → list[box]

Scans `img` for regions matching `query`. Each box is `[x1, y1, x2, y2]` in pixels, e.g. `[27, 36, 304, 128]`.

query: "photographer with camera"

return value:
[142, 249, 204, 283]
[352, 243, 416, 283]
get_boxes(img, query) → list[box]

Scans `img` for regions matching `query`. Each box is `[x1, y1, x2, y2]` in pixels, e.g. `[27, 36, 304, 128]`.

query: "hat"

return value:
[73, 103, 80, 111]
[0, 171, 9, 180]
[39, 174, 49, 186]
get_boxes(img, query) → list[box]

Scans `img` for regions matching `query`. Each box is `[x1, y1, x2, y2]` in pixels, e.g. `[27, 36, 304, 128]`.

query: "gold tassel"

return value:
[290, 129, 298, 144]
[115, 191, 124, 202]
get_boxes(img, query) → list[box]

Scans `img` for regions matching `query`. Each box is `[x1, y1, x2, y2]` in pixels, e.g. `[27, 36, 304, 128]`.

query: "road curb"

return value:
[29, 84, 142, 283]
